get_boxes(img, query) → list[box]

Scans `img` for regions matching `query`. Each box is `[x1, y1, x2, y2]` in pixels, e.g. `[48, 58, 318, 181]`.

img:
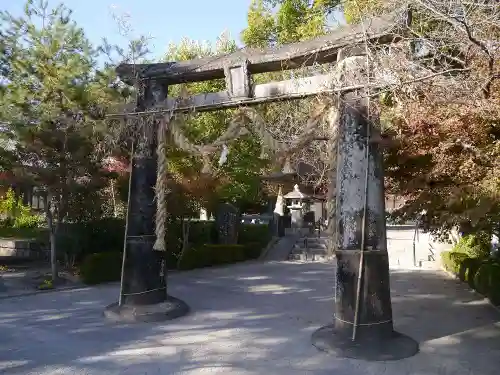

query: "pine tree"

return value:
[0, 0, 116, 281]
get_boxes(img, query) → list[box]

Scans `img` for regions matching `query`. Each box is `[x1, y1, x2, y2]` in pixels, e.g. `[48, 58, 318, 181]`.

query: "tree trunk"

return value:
[49, 228, 57, 282]
[110, 179, 117, 217]
[45, 195, 58, 282]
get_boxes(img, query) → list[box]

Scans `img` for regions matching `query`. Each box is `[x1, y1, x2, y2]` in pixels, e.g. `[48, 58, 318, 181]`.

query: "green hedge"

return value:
[164, 223, 271, 270]
[73, 220, 272, 284]
[242, 241, 266, 260]
[16, 219, 268, 262]
[63, 220, 268, 260]
[174, 241, 267, 271]
[56, 219, 126, 260]
[78, 223, 273, 284]
[79, 251, 123, 285]
[440, 251, 482, 287]
[441, 251, 500, 306]
[452, 232, 491, 258]
[238, 224, 271, 246]
[0, 226, 46, 239]
[177, 244, 247, 270]
[78, 243, 265, 284]
[474, 262, 500, 305]
[441, 251, 469, 276]
[49, 219, 217, 263]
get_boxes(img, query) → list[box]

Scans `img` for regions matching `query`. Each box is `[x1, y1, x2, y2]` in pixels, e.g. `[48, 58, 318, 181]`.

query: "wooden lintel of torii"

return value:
[111, 10, 408, 116]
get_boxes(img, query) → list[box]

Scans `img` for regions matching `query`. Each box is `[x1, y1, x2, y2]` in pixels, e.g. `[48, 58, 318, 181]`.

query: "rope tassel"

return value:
[153, 115, 170, 251]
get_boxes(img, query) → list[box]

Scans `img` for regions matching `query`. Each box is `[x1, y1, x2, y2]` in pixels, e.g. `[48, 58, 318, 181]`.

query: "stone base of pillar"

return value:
[311, 325, 418, 361]
[104, 295, 189, 323]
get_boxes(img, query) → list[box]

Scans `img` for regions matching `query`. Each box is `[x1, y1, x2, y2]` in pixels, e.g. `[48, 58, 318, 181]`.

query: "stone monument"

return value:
[215, 202, 239, 244]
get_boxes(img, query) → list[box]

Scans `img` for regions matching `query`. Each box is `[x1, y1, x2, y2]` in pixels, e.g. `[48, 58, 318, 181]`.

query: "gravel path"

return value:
[0, 259, 499, 375]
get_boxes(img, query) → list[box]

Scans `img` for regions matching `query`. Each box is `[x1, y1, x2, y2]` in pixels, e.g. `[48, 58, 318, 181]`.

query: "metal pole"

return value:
[118, 142, 134, 307]
[413, 223, 418, 267]
[413, 215, 421, 267]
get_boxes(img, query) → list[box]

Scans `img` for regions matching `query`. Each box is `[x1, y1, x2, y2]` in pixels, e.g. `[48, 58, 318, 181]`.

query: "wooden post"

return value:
[105, 79, 189, 322]
[311, 53, 418, 361]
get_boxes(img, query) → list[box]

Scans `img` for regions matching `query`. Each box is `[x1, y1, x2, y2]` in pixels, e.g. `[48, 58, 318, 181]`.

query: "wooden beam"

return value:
[109, 73, 374, 116]
[116, 11, 404, 85]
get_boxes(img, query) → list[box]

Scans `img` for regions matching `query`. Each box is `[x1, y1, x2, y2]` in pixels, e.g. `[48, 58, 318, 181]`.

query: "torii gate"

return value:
[107, 10, 418, 361]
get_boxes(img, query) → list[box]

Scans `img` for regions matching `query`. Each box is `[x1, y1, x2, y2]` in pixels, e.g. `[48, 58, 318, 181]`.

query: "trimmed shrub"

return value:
[165, 220, 216, 269]
[441, 251, 482, 287]
[462, 257, 482, 288]
[441, 251, 468, 275]
[238, 224, 272, 260]
[238, 224, 271, 246]
[57, 219, 216, 264]
[487, 263, 500, 305]
[452, 232, 491, 259]
[190, 221, 216, 243]
[473, 261, 500, 305]
[170, 223, 270, 269]
[440, 251, 451, 271]
[166, 220, 215, 251]
[176, 247, 208, 270]
[71, 221, 272, 279]
[57, 219, 126, 261]
[177, 244, 246, 270]
[474, 262, 492, 295]
[77, 230, 274, 283]
[443, 253, 500, 306]
[79, 252, 123, 285]
[0, 226, 46, 239]
[60, 220, 270, 263]
[243, 241, 266, 260]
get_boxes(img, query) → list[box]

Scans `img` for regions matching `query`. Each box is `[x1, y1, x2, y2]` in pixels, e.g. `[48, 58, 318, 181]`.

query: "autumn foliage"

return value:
[385, 97, 500, 234]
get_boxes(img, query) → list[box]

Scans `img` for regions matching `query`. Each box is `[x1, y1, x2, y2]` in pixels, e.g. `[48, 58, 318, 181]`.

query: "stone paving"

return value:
[0, 258, 499, 375]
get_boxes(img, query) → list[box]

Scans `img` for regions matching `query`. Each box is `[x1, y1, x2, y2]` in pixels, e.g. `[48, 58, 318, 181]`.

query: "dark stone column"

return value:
[333, 92, 393, 338]
[114, 79, 162, 305]
[120, 121, 165, 305]
[104, 79, 189, 322]
[311, 56, 418, 361]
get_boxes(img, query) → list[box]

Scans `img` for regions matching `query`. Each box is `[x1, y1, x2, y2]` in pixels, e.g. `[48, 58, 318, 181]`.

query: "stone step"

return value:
[287, 235, 331, 262]
[292, 244, 328, 250]
[290, 250, 328, 255]
[301, 237, 328, 242]
[289, 252, 330, 262]
[294, 246, 327, 251]
[296, 239, 328, 246]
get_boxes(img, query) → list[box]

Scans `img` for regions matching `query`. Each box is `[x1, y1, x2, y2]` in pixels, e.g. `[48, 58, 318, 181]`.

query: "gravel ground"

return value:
[0, 258, 499, 375]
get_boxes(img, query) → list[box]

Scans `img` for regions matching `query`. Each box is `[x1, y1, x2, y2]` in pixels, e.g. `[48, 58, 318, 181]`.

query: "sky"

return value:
[2, 0, 253, 61]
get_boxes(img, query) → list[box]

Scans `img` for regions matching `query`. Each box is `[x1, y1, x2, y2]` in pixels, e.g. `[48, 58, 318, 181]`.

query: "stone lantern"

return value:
[284, 184, 308, 230]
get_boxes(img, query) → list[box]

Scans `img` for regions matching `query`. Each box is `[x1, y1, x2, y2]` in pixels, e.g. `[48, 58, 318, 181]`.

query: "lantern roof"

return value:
[284, 184, 308, 199]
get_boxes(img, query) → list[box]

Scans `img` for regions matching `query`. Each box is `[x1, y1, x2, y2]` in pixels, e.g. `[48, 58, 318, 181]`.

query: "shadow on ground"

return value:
[0, 261, 499, 375]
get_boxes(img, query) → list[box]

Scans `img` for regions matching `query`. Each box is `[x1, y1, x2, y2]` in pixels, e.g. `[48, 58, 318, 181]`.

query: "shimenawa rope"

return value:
[153, 114, 170, 251]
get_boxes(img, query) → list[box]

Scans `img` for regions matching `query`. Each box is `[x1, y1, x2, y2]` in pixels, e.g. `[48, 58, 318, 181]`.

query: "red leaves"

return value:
[101, 156, 129, 174]
[385, 97, 500, 229]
